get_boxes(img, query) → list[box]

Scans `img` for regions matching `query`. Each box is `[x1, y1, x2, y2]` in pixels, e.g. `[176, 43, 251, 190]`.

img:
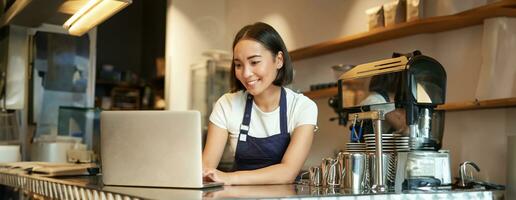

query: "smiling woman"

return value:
[202, 22, 318, 185]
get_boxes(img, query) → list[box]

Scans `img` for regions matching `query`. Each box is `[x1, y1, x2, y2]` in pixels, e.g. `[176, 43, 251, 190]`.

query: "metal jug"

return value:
[309, 166, 323, 187]
[338, 152, 367, 192]
[322, 157, 341, 187]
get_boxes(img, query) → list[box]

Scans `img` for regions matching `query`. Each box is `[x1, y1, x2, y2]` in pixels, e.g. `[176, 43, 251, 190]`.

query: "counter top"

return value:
[103, 183, 501, 200]
[0, 169, 504, 200]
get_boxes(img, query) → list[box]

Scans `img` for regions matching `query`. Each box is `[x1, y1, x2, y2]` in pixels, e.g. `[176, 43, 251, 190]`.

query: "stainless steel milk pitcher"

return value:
[338, 152, 367, 192]
[322, 157, 341, 187]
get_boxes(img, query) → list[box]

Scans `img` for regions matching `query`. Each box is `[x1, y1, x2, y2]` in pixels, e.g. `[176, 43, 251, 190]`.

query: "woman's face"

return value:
[233, 39, 283, 96]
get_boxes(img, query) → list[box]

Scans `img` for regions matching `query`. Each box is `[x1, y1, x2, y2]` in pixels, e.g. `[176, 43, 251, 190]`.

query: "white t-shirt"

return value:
[360, 92, 395, 113]
[209, 87, 318, 159]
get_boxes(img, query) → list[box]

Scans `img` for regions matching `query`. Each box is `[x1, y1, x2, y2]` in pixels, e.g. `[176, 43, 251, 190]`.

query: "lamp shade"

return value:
[63, 0, 131, 36]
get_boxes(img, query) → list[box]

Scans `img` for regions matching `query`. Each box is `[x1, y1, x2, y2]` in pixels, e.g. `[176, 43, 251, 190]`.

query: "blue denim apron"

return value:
[234, 87, 291, 171]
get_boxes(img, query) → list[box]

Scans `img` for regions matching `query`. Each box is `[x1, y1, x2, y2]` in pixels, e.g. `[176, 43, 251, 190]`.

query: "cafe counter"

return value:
[0, 169, 503, 200]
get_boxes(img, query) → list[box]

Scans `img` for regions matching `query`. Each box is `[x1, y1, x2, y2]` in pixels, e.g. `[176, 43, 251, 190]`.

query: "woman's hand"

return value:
[203, 168, 234, 185]
[385, 108, 408, 135]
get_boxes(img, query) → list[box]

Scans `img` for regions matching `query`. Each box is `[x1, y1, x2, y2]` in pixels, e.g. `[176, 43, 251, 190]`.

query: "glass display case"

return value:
[57, 106, 101, 152]
[190, 50, 232, 169]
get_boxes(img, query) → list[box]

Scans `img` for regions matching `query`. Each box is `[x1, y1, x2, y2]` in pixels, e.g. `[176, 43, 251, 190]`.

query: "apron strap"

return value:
[279, 87, 288, 134]
[239, 95, 253, 141]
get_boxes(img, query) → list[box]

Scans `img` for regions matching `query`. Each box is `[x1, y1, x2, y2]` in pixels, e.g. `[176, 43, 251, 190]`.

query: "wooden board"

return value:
[436, 97, 516, 111]
[290, 0, 516, 61]
[303, 87, 516, 111]
[303, 87, 338, 99]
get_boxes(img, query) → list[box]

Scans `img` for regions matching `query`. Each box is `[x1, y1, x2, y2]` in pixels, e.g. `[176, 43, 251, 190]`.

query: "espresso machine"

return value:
[329, 51, 450, 192]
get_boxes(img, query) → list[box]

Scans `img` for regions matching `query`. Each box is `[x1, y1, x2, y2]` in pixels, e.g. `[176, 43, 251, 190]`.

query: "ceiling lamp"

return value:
[63, 0, 131, 36]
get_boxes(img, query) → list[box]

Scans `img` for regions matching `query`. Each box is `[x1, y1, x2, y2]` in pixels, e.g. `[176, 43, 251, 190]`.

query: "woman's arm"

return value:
[202, 122, 229, 169]
[385, 108, 407, 134]
[204, 124, 315, 185]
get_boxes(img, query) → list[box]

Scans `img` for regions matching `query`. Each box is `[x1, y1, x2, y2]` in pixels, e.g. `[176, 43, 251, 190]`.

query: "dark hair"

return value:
[369, 72, 402, 101]
[229, 22, 293, 92]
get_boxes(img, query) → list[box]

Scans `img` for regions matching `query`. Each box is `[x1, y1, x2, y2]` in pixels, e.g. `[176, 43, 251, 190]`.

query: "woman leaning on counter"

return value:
[202, 22, 318, 185]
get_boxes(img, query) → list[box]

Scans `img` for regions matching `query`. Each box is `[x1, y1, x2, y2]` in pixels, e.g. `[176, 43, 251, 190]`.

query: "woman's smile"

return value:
[233, 39, 280, 96]
[245, 79, 259, 87]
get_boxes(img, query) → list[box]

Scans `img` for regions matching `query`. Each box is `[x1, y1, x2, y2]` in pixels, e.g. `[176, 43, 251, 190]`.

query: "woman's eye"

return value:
[251, 61, 260, 65]
[234, 63, 241, 68]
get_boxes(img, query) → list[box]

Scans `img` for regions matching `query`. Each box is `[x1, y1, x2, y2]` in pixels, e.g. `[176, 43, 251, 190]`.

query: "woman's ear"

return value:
[276, 51, 284, 69]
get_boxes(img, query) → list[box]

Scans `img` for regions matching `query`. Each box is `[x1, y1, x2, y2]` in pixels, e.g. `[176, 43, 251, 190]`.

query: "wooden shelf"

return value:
[436, 97, 516, 111]
[289, 0, 516, 61]
[303, 87, 516, 111]
[304, 87, 338, 99]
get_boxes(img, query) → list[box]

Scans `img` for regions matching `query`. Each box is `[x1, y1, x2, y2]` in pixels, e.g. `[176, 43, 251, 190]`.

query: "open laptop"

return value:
[100, 110, 222, 188]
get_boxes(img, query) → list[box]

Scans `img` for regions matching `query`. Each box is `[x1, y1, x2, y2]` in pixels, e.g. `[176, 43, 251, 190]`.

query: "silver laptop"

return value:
[101, 110, 222, 188]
